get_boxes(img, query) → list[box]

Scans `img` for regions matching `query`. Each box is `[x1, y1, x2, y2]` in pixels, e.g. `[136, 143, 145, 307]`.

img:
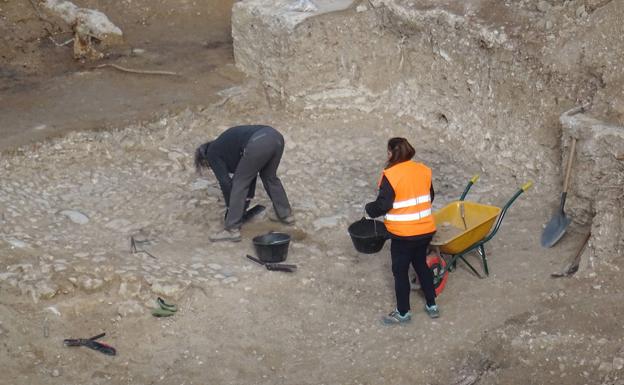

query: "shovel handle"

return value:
[562, 137, 577, 194]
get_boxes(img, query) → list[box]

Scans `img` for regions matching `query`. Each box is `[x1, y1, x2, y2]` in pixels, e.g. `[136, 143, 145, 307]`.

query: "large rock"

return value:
[232, 0, 624, 204]
[560, 107, 624, 261]
[42, 0, 123, 45]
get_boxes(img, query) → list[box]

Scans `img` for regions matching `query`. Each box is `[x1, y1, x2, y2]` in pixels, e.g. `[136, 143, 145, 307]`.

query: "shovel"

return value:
[541, 137, 577, 248]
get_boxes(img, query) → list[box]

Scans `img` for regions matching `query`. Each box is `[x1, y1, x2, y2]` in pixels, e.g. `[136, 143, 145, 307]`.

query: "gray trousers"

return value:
[225, 127, 292, 229]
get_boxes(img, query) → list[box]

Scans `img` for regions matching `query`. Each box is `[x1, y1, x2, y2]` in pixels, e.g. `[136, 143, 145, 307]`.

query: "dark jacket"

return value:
[206, 125, 268, 205]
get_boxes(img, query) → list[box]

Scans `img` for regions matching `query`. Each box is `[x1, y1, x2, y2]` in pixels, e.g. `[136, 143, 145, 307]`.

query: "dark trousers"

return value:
[390, 236, 436, 314]
[225, 127, 292, 229]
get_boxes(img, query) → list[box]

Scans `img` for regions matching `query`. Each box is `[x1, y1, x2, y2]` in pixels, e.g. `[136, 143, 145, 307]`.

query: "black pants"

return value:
[390, 236, 435, 314]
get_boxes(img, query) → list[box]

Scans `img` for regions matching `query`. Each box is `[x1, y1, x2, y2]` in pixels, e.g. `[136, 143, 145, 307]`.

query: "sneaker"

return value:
[424, 304, 440, 319]
[382, 309, 412, 325]
[209, 228, 241, 242]
[269, 213, 296, 225]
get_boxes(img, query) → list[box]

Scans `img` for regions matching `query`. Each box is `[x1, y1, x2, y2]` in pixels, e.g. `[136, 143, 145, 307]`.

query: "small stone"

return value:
[117, 300, 144, 317]
[118, 280, 142, 298]
[356, 4, 367, 12]
[207, 263, 222, 271]
[59, 210, 89, 225]
[6, 238, 29, 248]
[151, 280, 189, 299]
[104, 218, 132, 231]
[576, 5, 587, 18]
[222, 277, 238, 284]
[35, 280, 59, 299]
[536, 1, 550, 12]
[613, 357, 624, 370]
[598, 362, 612, 371]
[45, 306, 62, 317]
[0, 272, 18, 282]
[51, 369, 61, 377]
[77, 275, 104, 291]
[312, 215, 341, 230]
[191, 178, 211, 191]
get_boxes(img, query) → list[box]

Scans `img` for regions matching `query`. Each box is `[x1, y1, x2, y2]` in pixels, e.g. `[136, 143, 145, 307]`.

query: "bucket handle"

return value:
[361, 215, 380, 237]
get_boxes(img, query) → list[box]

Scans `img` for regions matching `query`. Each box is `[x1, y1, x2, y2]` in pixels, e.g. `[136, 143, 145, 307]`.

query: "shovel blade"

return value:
[242, 204, 266, 223]
[541, 212, 571, 248]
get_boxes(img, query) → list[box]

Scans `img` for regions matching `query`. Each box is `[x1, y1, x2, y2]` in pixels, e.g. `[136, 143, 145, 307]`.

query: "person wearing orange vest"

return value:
[365, 137, 439, 323]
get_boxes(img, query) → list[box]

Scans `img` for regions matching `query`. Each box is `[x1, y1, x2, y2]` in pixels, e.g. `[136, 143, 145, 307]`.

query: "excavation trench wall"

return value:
[232, 0, 624, 259]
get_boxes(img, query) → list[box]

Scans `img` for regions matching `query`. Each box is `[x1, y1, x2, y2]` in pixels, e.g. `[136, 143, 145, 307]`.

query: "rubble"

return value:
[42, 0, 123, 60]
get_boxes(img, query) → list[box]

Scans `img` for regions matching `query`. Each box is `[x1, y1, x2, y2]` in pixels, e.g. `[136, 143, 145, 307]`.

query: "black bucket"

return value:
[348, 218, 389, 254]
[253, 232, 291, 263]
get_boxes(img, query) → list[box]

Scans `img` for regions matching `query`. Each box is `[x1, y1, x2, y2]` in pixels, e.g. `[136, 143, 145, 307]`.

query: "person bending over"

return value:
[194, 125, 294, 242]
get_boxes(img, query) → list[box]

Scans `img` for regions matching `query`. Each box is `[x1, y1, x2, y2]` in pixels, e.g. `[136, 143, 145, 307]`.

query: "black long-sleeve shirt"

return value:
[206, 125, 266, 205]
[365, 175, 435, 239]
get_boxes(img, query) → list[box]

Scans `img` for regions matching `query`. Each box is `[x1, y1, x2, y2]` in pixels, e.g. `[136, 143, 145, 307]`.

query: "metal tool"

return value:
[130, 236, 157, 259]
[63, 332, 116, 356]
[459, 202, 467, 230]
[542, 137, 577, 248]
[551, 232, 591, 278]
[245, 254, 297, 272]
[242, 204, 266, 223]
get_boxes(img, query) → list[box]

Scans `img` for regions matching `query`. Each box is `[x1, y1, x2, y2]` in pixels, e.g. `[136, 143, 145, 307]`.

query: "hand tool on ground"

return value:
[541, 137, 577, 248]
[551, 232, 591, 278]
[245, 254, 297, 272]
[130, 236, 157, 259]
[242, 204, 266, 223]
[63, 333, 116, 356]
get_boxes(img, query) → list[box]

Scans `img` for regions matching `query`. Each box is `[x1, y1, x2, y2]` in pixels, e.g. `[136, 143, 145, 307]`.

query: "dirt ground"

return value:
[1, 1, 623, 385]
[0, 0, 240, 151]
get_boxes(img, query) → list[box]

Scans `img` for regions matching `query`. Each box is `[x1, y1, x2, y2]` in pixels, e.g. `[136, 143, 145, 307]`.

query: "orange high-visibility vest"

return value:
[380, 160, 436, 237]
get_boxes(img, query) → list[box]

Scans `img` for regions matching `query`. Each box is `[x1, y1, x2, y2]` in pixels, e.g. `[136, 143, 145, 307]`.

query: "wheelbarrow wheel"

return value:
[426, 253, 448, 296]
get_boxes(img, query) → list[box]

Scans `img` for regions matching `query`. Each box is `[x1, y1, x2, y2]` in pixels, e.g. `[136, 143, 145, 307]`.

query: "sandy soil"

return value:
[0, 0, 240, 151]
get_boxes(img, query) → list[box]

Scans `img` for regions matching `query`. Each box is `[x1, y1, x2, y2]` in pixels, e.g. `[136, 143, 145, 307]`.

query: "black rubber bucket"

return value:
[348, 218, 389, 254]
[253, 232, 291, 263]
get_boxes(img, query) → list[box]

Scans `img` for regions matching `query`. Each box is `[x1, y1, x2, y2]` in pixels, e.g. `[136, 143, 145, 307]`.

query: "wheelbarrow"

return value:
[425, 176, 532, 294]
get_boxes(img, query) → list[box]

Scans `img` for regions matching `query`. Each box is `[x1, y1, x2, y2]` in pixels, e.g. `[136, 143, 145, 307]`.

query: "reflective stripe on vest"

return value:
[385, 208, 432, 222]
[382, 160, 436, 237]
[392, 194, 431, 209]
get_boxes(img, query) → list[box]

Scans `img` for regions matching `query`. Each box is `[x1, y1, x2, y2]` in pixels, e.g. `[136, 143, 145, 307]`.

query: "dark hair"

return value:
[194, 142, 212, 173]
[386, 137, 415, 168]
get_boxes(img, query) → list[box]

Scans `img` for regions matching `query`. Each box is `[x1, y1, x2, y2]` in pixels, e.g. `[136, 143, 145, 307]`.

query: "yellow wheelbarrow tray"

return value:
[429, 176, 533, 278]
